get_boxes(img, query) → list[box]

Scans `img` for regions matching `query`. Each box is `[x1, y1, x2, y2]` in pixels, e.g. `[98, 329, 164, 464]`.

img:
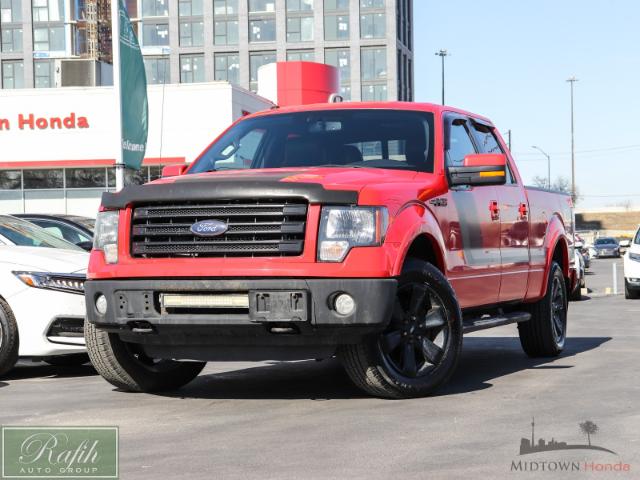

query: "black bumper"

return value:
[85, 278, 396, 358]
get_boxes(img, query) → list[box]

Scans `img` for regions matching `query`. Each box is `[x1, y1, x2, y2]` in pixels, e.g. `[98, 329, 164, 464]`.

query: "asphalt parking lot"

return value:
[2, 258, 638, 479]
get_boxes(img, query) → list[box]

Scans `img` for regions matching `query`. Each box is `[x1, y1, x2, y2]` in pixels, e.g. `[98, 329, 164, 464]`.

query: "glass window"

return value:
[634, 228, 640, 245]
[178, 0, 202, 16]
[65, 168, 107, 188]
[30, 219, 91, 244]
[141, 0, 168, 17]
[23, 168, 63, 188]
[214, 19, 238, 45]
[286, 16, 313, 42]
[214, 0, 237, 15]
[124, 167, 149, 186]
[249, 0, 275, 13]
[0, 170, 21, 189]
[180, 54, 204, 83]
[471, 122, 503, 154]
[249, 51, 276, 91]
[360, 13, 385, 39]
[144, 56, 169, 84]
[34, 59, 54, 88]
[325, 48, 350, 99]
[361, 84, 386, 101]
[32, 0, 64, 21]
[1, 59, 23, 88]
[142, 22, 169, 46]
[1, 0, 22, 22]
[1, 26, 22, 52]
[0, 215, 83, 250]
[249, 18, 276, 42]
[286, 0, 312, 11]
[360, 0, 384, 7]
[361, 47, 386, 81]
[446, 120, 477, 166]
[33, 25, 65, 51]
[287, 49, 314, 62]
[179, 20, 204, 46]
[324, 0, 348, 11]
[324, 14, 348, 40]
[214, 53, 239, 84]
[189, 110, 435, 173]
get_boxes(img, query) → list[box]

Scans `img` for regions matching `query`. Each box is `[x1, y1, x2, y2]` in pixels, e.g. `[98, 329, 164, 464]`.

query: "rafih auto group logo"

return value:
[510, 418, 631, 473]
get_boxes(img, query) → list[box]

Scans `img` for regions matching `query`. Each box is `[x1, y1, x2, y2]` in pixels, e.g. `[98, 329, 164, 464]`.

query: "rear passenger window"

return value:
[471, 122, 503, 154]
[446, 120, 476, 166]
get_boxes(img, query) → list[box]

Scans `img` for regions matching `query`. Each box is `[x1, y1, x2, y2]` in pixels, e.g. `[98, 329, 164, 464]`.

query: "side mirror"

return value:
[76, 240, 93, 251]
[448, 153, 507, 187]
[161, 164, 188, 178]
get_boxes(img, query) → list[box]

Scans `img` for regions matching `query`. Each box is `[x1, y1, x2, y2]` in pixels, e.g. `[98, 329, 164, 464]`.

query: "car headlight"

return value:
[629, 252, 640, 262]
[13, 271, 85, 295]
[94, 210, 119, 264]
[318, 206, 389, 262]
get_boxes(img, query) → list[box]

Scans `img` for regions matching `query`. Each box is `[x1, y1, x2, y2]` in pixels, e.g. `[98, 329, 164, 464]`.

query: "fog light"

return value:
[95, 294, 108, 315]
[334, 293, 355, 316]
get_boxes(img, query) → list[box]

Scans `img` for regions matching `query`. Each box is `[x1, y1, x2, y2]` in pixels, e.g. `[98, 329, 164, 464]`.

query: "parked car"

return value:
[593, 237, 620, 258]
[0, 215, 88, 376]
[623, 226, 640, 299]
[619, 238, 631, 254]
[14, 214, 94, 251]
[84, 102, 576, 398]
[570, 250, 585, 301]
[574, 240, 590, 269]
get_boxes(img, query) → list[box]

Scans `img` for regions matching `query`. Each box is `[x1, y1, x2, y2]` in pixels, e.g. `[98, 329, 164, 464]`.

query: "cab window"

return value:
[446, 120, 476, 166]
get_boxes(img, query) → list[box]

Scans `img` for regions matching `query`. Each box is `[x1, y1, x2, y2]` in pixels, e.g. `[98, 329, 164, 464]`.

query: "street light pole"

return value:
[532, 145, 551, 189]
[567, 76, 578, 202]
[435, 50, 449, 105]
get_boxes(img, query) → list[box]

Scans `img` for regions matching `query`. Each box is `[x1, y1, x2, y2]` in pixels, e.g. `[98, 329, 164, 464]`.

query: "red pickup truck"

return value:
[85, 102, 575, 398]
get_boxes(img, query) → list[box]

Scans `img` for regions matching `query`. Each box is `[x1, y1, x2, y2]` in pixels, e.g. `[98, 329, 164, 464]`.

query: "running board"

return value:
[463, 311, 531, 334]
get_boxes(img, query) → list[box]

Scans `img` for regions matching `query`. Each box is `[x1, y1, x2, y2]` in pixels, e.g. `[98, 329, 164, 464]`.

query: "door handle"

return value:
[489, 200, 500, 220]
[518, 202, 528, 220]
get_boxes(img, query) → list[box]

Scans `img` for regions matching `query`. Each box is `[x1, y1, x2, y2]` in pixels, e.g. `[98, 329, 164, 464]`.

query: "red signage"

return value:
[0, 113, 90, 131]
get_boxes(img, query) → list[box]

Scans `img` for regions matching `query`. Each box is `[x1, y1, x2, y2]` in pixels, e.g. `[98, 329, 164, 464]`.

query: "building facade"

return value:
[1, 0, 413, 101]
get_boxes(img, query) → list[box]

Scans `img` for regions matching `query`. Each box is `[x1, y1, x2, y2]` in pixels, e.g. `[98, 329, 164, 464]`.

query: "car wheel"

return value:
[625, 280, 640, 300]
[0, 298, 19, 377]
[44, 353, 90, 367]
[570, 280, 582, 301]
[338, 259, 463, 399]
[519, 261, 567, 357]
[85, 320, 206, 392]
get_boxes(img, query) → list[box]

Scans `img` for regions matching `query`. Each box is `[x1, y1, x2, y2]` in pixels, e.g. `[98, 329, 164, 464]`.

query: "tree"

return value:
[532, 175, 549, 188]
[579, 420, 599, 446]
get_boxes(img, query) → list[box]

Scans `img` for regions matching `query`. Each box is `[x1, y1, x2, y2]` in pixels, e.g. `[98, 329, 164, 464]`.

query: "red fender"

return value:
[539, 214, 571, 298]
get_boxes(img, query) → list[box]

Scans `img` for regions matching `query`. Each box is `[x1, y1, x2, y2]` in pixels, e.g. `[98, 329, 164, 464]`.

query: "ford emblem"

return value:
[190, 219, 229, 237]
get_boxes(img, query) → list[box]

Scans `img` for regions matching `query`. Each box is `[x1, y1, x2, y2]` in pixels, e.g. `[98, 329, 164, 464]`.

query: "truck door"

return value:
[440, 115, 501, 308]
[469, 120, 530, 302]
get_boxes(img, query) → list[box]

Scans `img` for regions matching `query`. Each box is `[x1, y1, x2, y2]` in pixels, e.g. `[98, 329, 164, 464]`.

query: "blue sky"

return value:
[414, 0, 640, 209]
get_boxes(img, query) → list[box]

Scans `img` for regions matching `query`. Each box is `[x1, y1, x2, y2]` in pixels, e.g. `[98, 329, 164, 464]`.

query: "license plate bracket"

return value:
[248, 290, 308, 322]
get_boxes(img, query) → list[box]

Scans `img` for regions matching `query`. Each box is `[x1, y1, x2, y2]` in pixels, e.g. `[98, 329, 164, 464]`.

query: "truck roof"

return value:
[248, 101, 494, 126]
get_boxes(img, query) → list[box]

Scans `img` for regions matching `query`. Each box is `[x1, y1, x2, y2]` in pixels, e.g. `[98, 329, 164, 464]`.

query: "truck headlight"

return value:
[13, 271, 85, 295]
[318, 206, 389, 262]
[629, 252, 640, 262]
[94, 211, 119, 264]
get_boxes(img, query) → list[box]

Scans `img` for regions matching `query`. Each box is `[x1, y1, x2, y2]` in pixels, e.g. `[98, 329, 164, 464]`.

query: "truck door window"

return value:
[471, 121, 517, 185]
[446, 120, 476, 166]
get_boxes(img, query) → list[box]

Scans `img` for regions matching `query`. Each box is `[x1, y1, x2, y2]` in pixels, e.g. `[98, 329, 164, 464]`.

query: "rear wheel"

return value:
[338, 259, 463, 399]
[518, 261, 567, 357]
[625, 280, 640, 300]
[0, 298, 19, 377]
[85, 321, 206, 392]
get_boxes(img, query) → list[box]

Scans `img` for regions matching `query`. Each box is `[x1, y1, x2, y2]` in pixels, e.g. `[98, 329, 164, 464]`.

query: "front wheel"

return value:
[338, 259, 463, 399]
[85, 321, 206, 392]
[519, 261, 568, 357]
[625, 280, 640, 299]
[0, 298, 19, 377]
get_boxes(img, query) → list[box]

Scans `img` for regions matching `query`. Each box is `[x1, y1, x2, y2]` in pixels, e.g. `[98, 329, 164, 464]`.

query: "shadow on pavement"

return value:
[0, 382, 7, 388]
[162, 336, 611, 400]
[3, 363, 97, 382]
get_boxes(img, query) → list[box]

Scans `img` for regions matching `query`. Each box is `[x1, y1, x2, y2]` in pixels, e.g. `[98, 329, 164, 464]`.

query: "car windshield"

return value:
[595, 238, 617, 245]
[0, 216, 84, 251]
[188, 109, 435, 174]
[68, 216, 95, 231]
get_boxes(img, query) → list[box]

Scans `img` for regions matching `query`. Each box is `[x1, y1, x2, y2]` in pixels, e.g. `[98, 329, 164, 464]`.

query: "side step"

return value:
[462, 311, 531, 334]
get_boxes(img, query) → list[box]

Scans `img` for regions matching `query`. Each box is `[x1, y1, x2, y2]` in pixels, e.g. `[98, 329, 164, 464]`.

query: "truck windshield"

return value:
[189, 109, 435, 174]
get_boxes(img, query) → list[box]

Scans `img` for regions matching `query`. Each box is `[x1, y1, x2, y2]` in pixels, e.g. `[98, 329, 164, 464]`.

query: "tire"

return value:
[338, 259, 463, 399]
[518, 261, 568, 357]
[0, 298, 19, 377]
[570, 279, 582, 301]
[625, 280, 640, 300]
[44, 353, 90, 367]
[85, 321, 206, 392]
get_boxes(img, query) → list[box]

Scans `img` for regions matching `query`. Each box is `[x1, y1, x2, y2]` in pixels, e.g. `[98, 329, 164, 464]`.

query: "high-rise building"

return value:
[1, 0, 413, 101]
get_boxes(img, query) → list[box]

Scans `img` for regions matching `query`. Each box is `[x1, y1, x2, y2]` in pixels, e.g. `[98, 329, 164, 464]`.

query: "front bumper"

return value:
[85, 278, 397, 359]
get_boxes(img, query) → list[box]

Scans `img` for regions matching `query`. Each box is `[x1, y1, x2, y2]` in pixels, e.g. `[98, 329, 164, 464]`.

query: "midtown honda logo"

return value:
[0, 113, 89, 131]
[510, 418, 631, 473]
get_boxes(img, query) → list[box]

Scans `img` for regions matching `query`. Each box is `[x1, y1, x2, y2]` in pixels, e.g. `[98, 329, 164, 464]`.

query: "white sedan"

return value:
[0, 215, 89, 376]
[624, 225, 640, 299]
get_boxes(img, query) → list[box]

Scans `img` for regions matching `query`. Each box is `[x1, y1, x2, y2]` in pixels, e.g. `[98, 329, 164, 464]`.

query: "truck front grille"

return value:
[130, 199, 308, 258]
